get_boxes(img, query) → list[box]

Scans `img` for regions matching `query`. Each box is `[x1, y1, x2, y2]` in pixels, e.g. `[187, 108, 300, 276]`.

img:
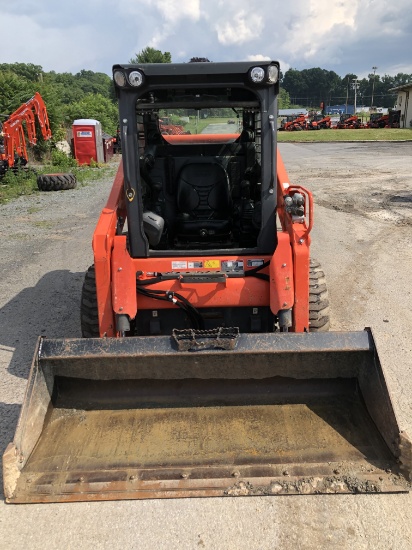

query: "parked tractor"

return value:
[0, 92, 51, 177]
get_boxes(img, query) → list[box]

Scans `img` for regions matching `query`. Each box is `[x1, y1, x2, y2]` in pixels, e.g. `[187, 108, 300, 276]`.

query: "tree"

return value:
[0, 71, 34, 114]
[0, 62, 43, 82]
[129, 48, 172, 64]
[189, 57, 211, 62]
[278, 88, 291, 109]
[64, 93, 118, 134]
[282, 69, 308, 104]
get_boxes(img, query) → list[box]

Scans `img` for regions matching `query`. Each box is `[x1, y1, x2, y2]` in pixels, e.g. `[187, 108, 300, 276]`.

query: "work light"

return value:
[128, 71, 144, 87]
[250, 67, 265, 83]
[267, 65, 279, 83]
[113, 70, 126, 87]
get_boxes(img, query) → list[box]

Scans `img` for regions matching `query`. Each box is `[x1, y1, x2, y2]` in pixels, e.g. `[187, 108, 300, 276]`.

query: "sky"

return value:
[2, 0, 411, 79]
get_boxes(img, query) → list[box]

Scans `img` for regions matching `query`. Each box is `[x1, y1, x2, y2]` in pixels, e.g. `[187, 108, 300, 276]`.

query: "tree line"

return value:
[281, 67, 411, 109]
[0, 63, 118, 139]
[1, 49, 410, 146]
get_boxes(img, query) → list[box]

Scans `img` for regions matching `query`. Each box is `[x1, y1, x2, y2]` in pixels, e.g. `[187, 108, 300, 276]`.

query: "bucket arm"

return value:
[1, 92, 52, 167]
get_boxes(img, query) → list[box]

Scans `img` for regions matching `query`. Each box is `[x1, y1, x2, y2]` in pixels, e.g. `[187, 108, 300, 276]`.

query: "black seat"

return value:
[175, 161, 232, 241]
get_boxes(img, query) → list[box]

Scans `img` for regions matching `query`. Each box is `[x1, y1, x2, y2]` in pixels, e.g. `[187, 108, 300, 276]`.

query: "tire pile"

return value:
[37, 173, 77, 191]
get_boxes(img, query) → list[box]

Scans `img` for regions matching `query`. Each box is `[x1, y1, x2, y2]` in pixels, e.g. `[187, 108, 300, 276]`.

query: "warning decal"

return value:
[172, 261, 187, 270]
[204, 260, 220, 269]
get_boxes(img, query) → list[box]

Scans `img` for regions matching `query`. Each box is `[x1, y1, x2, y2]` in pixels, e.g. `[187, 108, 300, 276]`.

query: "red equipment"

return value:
[72, 119, 104, 165]
[335, 113, 364, 129]
[0, 92, 51, 176]
[282, 113, 307, 131]
[367, 110, 401, 129]
[159, 117, 189, 135]
[307, 115, 331, 130]
[3, 61, 411, 504]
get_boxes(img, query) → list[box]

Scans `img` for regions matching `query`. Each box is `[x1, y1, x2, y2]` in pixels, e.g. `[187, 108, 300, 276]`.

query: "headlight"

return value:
[113, 70, 126, 87]
[267, 65, 279, 83]
[250, 67, 265, 83]
[128, 70, 144, 87]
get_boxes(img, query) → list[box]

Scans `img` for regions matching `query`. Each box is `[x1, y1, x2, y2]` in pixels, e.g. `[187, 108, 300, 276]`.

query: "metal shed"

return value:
[389, 83, 412, 128]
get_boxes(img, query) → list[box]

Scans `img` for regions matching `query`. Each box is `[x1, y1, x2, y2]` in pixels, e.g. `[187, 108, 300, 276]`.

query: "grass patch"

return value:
[277, 128, 412, 142]
[33, 220, 54, 229]
[28, 206, 42, 214]
[0, 169, 38, 204]
[185, 117, 238, 134]
[1, 154, 118, 204]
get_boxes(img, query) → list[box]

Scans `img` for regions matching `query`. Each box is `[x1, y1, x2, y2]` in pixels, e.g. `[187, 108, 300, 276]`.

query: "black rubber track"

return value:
[37, 173, 77, 191]
[309, 259, 330, 332]
[80, 265, 100, 338]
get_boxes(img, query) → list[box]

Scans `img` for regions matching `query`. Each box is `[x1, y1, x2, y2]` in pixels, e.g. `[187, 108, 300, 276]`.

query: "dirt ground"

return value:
[0, 143, 412, 549]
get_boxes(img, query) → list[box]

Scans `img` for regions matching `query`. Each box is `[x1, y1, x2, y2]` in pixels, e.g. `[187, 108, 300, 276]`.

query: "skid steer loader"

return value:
[3, 61, 411, 503]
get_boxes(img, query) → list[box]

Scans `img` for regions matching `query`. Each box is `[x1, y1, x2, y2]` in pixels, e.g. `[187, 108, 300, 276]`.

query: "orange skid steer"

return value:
[3, 61, 411, 503]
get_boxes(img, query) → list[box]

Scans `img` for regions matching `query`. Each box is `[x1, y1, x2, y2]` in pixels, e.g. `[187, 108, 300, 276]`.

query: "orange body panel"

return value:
[1, 92, 51, 167]
[164, 134, 240, 144]
[93, 150, 312, 336]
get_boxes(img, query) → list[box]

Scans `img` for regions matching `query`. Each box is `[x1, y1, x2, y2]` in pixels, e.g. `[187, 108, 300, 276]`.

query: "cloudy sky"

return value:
[2, 0, 411, 78]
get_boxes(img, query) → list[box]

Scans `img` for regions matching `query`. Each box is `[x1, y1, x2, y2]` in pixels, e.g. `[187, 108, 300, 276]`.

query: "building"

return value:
[278, 109, 308, 117]
[388, 83, 412, 128]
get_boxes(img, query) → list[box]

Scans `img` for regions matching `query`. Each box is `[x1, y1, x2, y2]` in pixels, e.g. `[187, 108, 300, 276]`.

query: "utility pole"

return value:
[352, 78, 359, 115]
[345, 77, 350, 114]
[371, 66, 378, 108]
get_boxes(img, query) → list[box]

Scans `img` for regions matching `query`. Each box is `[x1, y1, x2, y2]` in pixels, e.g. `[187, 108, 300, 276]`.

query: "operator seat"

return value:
[175, 161, 232, 243]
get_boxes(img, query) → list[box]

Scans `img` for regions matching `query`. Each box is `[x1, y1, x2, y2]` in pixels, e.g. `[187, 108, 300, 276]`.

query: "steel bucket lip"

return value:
[3, 329, 412, 503]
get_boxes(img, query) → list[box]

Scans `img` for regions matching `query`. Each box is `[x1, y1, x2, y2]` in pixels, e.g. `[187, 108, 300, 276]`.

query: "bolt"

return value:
[298, 238, 304, 244]
[118, 267, 122, 272]
[283, 470, 289, 476]
[27, 478, 32, 484]
[119, 307, 123, 311]
[282, 263, 287, 267]
[232, 470, 240, 478]
[283, 302, 288, 307]
[181, 473, 189, 479]
[129, 475, 136, 481]
[333, 469, 340, 475]
[78, 476, 85, 483]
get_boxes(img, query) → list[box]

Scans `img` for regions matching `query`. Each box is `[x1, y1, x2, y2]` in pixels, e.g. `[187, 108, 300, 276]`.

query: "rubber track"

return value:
[309, 259, 330, 331]
[37, 173, 77, 191]
[80, 265, 100, 338]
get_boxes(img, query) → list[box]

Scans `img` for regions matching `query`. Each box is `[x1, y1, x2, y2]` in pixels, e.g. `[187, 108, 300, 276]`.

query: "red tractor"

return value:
[335, 113, 364, 129]
[4, 61, 411, 503]
[0, 92, 51, 177]
[282, 113, 307, 131]
[307, 114, 331, 130]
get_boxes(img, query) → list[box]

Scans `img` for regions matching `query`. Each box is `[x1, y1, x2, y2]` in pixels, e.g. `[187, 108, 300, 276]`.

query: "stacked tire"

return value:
[37, 173, 77, 191]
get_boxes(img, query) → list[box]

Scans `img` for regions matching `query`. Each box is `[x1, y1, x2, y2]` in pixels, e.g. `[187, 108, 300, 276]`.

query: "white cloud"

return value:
[0, 14, 105, 73]
[215, 10, 264, 45]
[3, 0, 412, 77]
[119, 0, 200, 23]
[246, 55, 272, 62]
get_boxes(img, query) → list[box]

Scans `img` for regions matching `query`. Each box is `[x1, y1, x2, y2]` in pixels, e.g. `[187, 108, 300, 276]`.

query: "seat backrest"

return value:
[176, 161, 231, 219]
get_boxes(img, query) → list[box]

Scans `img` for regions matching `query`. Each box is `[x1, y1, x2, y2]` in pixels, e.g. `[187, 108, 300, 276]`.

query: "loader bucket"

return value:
[3, 329, 411, 503]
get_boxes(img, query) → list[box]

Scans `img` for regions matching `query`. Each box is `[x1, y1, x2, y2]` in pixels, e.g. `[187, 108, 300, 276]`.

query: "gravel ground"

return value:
[0, 146, 412, 549]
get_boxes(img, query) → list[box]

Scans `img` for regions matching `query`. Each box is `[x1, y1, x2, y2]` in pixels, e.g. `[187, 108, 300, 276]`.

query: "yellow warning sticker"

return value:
[204, 259, 220, 269]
